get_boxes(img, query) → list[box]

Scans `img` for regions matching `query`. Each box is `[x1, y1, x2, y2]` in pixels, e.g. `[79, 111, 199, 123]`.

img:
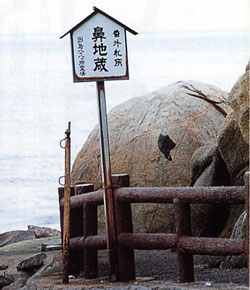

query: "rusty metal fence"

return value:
[58, 172, 249, 283]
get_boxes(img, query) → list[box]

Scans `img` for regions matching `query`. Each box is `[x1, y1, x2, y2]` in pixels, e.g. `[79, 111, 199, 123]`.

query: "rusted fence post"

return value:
[58, 184, 94, 275]
[113, 174, 136, 281]
[58, 186, 73, 276]
[244, 172, 249, 279]
[174, 198, 194, 283]
[71, 184, 94, 274]
[83, 202, 98, 279]
[62, 124, 71, 283]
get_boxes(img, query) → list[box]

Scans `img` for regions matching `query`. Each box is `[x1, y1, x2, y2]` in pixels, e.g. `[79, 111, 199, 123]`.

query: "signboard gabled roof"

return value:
[60, 6, 138, 39]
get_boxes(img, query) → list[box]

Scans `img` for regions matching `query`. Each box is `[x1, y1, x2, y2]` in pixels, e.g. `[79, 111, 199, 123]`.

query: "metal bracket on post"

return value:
[96, 81, 118, 281]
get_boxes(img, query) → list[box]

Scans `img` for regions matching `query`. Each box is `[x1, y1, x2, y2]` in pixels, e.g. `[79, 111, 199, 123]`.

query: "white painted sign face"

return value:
[71, 13, 128, 82]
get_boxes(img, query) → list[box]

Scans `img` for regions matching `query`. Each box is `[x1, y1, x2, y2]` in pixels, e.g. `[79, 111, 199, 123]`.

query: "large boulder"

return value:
[72, 80, 230, 234]
[72, 80, 229, 188]
[190, 145, 230, 187]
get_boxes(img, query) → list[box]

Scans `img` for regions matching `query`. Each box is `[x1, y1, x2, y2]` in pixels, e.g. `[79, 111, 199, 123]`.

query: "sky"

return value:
[0, 0, 249, 35]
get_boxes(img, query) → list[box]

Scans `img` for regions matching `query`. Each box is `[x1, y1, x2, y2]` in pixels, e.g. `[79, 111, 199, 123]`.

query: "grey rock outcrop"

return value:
[189, 62, 249, 268]
[217, 61, 249, 185]
[228, 61, 249, 145]
[0, 226, 61, 249]
[217, 111, 249, 186]
[16, 253, 47, 272]
[1, 272, 30, 290]
[221, 211, 247, 269]
[190, 61, 249, 188]
[0, 267, 30, 289]
[0, 265, 8, 271]
[190, 61, 249, 187]
[27, 225, 60, 239]
[190, 145, 230, 186]
[0, 274, 13, 289]
[189, 145, 231, 237]
[0, 231, 36, 248]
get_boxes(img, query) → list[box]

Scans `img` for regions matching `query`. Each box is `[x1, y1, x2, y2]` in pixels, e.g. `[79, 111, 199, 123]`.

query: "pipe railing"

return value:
[58, 172, 249, 283]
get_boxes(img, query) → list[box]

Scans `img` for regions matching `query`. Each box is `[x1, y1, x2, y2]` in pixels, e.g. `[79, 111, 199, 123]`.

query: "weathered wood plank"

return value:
[180, 237, 245, 255]
[70, 235, 107, 249]
[115, 186, 245, 204]
[118, 233, 176, 250]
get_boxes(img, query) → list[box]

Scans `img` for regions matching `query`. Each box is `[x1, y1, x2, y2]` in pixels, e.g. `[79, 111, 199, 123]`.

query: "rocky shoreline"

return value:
[0, 226, 248, 290]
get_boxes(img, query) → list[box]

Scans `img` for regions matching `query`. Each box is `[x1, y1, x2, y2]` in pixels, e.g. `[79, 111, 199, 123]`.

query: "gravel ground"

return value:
[134, 250, 248, 285]
[22, 249, 248, 289]
[97, 250, 249, 286]
[0, 238, 248, 289]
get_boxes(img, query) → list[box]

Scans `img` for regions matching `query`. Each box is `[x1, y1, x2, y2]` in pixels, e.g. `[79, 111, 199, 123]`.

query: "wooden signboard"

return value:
[61, 7, 137, 82]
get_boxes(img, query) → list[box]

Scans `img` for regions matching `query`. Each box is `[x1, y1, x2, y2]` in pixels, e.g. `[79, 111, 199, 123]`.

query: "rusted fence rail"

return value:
[58, 172, 249, 283]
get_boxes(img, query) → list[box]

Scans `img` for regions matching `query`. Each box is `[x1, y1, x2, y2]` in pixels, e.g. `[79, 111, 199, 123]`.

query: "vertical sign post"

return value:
[61, 6, 137, 281]
[96, 80, 117, 279]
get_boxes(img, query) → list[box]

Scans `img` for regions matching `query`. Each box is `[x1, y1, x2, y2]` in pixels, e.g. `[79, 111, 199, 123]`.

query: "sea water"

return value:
[0, 30, 249, 233]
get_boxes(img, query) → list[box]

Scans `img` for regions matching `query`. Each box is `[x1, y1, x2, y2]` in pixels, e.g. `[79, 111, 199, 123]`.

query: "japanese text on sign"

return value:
[77, 37, 86, 76]
[72, 13, 128, 81]
[93, 26, 108, 72]
[113, 29, 123, 67]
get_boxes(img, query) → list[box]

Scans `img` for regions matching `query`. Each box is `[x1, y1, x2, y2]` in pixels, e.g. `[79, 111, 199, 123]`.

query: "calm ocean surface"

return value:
[0, 30, 249, 233]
